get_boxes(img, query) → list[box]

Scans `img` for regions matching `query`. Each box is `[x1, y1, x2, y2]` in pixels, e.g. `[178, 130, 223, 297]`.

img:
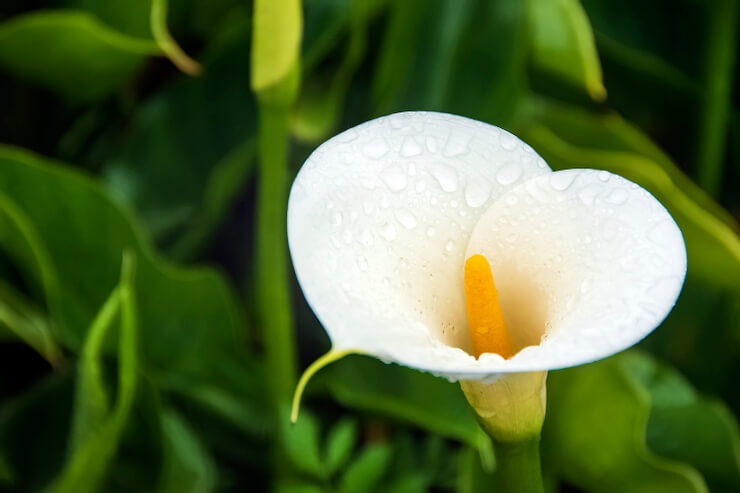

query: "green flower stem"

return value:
[492, 438, 544, 493]
[460, 372, 547, 491]
[256, 99, 297, 407]
[696, 0, 738, 196]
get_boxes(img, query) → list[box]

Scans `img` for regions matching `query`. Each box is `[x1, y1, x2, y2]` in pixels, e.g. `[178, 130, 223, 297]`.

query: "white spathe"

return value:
[287, 112, 686, 382]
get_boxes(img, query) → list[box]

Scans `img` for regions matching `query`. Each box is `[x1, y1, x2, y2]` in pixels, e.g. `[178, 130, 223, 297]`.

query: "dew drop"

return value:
[357, 255, 368, 271]
[395, 209, 418, 229]
[342, 230, 353, 244]
[380, 165, 408, 191]
[430, 164, 459, 192]
[359, 229, 375, 246]
[606, 188, 628, 205]
[464, 180, 491, 208]
[550, 173, 576, 191]
[499, 132, 518, 150]
[340, 152, 354, 165]
[445, 239, 455, 252]
[363, 139, 389, 159]
[443, 132, 469, 156]
[496, 164, 523, 185]
[598, 171, 610, 182]
[331, 212, 343, 226]
[425, 136, 437, 153]
[379, 221, 397, 241]
[415, 180, 427, 193]
[401, 137, 423, 157]
[426, 227, 436, 237]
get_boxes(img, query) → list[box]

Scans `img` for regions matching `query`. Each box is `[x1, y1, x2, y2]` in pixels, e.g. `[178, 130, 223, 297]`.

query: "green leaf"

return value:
[0, 11, 159, 103]
[528, 0, 606, 101]
[545, 354, 708, 493]
[156, 408, 216, 493]
[518, 98, 740, 291]
[620, 352, 740, 491]
[68, 285, 120, 453]
[274, 481, 325, 493]
[0, 145, 247, 386]
[0, 279, 61, 366]
[324, 419, 358, 475]
[62, 0, 152, 39]
[278, 407, 324, 480]
[292, 0, 377, 142]
[340, 443, 392, 493]
[48, 252, 139, 493]
[318, 355, 482, 449]
[97, 25, 257, 254]
[251, 0, 302, 92]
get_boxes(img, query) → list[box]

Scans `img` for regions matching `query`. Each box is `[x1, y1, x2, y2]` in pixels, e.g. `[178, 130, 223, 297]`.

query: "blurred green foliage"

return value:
[0, 0, 738, 491]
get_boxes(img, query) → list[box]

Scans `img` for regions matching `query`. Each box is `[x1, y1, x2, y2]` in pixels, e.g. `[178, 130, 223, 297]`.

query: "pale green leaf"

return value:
[0, 11, 159, 102]
[528, 0, 606, 100]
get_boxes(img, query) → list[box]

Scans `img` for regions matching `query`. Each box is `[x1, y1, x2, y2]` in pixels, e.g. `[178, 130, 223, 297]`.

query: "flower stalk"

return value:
[461, 371, 546, 492]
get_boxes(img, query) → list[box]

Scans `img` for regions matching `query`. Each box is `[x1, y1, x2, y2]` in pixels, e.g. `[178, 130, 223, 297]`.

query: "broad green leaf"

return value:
[340, 443, 392, 493]
[0, 145, 250, 406]
[528, 0, 605, 101]
[48, 252, 138, 493]
[96, 24, 256, 253]
[278, 407, 324, 480]
[620, 352, 740, 491]
[156, 409, 216, 493]
[251, 0, 302, 92]
[545, 354, 707, 493]
[518, 98, 740, 290]
[0, 11, 159, 103]
[318, 355, 482, 449]
[62, 0, 152, 39]
[324, 419, 358, 476]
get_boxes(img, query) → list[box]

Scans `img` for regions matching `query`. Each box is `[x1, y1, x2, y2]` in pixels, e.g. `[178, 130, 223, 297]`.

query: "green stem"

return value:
[256, 101, 297, 407]
[696, 0, 738, 196]
[493, 438, 544, 493]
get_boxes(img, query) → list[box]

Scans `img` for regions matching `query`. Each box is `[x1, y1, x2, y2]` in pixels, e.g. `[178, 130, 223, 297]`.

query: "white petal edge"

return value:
[288, 112, 550, 379]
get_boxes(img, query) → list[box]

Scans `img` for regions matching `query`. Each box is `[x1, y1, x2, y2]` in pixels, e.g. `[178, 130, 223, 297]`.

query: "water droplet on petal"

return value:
[426, 227, 436, 237]
[331, 212, 343, 226]
[380, 165, 408, 191]
[496, 164, 522, 185]
[359, 229, 375, 246]
[357, 255, 368, 271]
[415, 180, 427, 193]
[425, 136, 437, 153]
[395, 209, 418, 229]
[363, 139, 389, 158]
[430, 164, 458, 192]
[401, 137, 423, 157]
[379, 221, 397, 241]
[445, 239, 455, 252]
[598, 171, 610, 182]
[499, 132, 518, 150]
[606, 188, 628, 205]
[464, 180, 491, 208]
[342, 230, 353, 244]
[550, 173, 576, 191]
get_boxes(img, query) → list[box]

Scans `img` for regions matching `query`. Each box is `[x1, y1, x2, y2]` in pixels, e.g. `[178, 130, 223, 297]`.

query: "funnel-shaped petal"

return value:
[288, 112, 686, 382]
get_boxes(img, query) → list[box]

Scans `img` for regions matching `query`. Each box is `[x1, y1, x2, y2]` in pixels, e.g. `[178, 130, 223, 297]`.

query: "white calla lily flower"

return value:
[288, 112, 686, 384]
